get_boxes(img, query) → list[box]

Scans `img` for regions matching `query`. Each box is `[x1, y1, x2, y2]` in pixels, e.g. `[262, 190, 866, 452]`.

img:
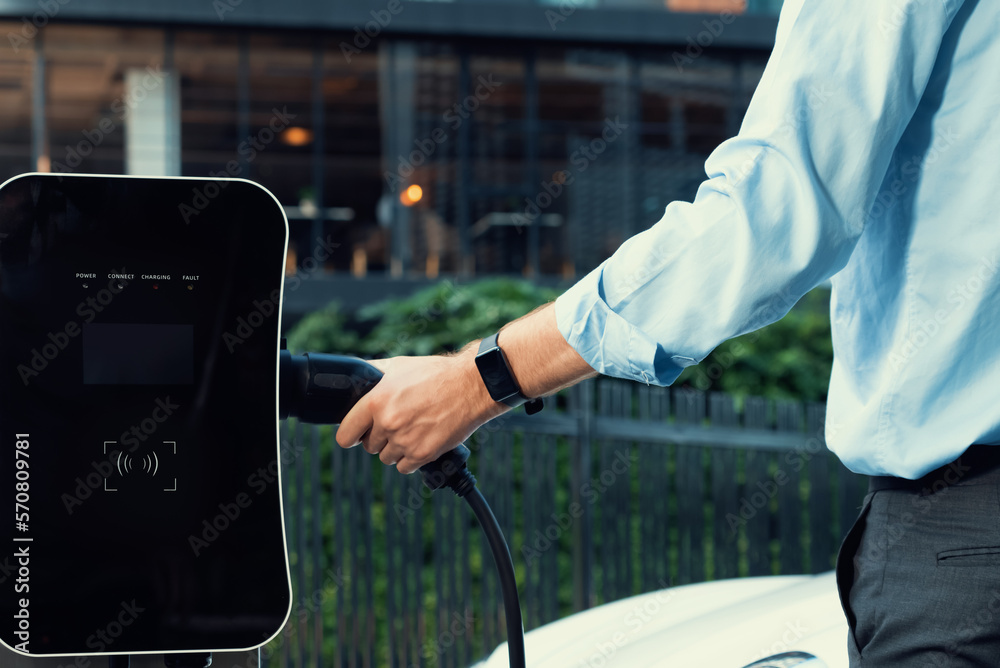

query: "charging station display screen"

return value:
[83, 323, 194, 385]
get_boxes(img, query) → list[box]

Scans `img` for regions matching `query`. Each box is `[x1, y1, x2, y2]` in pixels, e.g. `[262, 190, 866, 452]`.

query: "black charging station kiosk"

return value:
[0, 173, 528, 668]
[0, 174, 292, 663]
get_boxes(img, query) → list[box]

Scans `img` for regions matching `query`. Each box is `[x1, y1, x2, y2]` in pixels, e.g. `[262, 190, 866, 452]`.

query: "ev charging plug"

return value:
[278, 351, 526, 668]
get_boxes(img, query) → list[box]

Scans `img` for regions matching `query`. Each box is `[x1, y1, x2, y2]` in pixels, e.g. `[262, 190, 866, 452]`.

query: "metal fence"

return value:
[261, 378, 868, 668]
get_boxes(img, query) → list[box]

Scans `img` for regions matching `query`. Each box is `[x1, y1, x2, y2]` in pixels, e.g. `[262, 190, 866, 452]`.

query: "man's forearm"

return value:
[492, 302, 598, 398]
[336, 301, 598, 473]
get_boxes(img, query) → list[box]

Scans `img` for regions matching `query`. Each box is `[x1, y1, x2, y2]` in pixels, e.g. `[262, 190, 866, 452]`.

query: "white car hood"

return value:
[478, 572, 847, 667]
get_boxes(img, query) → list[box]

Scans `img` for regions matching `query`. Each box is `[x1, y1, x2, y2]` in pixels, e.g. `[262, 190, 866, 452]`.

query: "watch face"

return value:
[475, 347, 519, 402]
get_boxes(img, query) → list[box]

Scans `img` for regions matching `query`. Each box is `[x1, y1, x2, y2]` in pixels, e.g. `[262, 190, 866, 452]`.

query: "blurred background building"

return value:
[0, 0, 781, 319]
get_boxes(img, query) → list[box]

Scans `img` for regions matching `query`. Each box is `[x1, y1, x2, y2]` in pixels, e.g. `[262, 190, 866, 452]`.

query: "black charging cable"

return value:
[419, 446, 526, 667]
[280, 351, 527, 668]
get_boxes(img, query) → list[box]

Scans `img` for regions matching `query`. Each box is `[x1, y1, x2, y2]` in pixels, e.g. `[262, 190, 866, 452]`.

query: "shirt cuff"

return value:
[554, 263, 695, 386]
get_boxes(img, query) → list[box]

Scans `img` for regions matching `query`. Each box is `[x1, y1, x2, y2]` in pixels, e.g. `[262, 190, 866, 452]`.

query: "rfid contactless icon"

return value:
[119, 452, 159, 477]
[103, 440, 177, 492]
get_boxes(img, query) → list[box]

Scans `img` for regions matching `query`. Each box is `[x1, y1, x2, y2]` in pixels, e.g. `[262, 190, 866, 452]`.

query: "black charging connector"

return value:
[279, 351, 527, 668]
[279, 351, 383, 424]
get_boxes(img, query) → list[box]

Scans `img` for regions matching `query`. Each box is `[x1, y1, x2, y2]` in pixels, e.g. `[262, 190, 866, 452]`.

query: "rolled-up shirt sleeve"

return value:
[556, 0, 967, 385]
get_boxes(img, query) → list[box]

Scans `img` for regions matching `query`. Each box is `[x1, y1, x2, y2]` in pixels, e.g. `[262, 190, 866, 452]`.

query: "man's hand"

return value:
[334, 350, 505, 474]
[334, 303, 597, 474]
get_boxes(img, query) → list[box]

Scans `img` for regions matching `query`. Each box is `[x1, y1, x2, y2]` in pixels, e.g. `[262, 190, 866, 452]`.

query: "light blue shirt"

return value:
[555, 0, 998, 479]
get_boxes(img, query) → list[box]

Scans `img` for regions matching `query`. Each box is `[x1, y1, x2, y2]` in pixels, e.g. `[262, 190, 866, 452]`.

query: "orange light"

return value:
[400, 184, 423, 207]
[666, 0, 745, 13]
[281, 127, 314, 146]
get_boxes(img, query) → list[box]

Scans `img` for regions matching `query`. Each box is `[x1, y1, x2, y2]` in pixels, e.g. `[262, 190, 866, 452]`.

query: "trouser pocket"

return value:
[835, 490, 874, 656]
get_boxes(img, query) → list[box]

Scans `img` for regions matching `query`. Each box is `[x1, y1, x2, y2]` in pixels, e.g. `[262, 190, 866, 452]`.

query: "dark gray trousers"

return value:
[836, 453, 1000, 667]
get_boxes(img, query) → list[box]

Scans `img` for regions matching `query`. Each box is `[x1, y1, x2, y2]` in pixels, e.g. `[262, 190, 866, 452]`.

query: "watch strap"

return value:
[476, 332, 544, 414]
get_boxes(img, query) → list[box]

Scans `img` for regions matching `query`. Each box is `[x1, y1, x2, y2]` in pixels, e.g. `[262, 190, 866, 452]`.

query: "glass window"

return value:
[44, 25, 165, 175]
[176, 30, 241, 179]
[637, 52, 738, 207]
[536, 48, 636, 276]
[321, 38, 389, 275]
[243, 34, 317, 269]
[0, 22, 33, 181]
[398, 43, 463, 276]
[464, 52, 530, 275]
[246, 33, 314, 207]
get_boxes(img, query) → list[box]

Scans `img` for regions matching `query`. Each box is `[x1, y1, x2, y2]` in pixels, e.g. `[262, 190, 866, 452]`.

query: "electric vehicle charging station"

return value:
[0, 173, 292, 666]
[0, 173, 525, 668]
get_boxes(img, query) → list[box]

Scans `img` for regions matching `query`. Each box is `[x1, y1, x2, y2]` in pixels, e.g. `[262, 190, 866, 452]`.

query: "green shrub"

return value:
[287, 278, 561, 357]
[286, 279, 833, 401]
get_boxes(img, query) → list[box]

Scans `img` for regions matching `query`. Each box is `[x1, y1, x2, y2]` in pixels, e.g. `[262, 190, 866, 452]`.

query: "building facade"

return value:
[0, 0, 779, 314]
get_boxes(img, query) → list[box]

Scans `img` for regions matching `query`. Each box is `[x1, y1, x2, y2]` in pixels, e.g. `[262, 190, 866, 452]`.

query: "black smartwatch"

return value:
[474, 332, 544, 415]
